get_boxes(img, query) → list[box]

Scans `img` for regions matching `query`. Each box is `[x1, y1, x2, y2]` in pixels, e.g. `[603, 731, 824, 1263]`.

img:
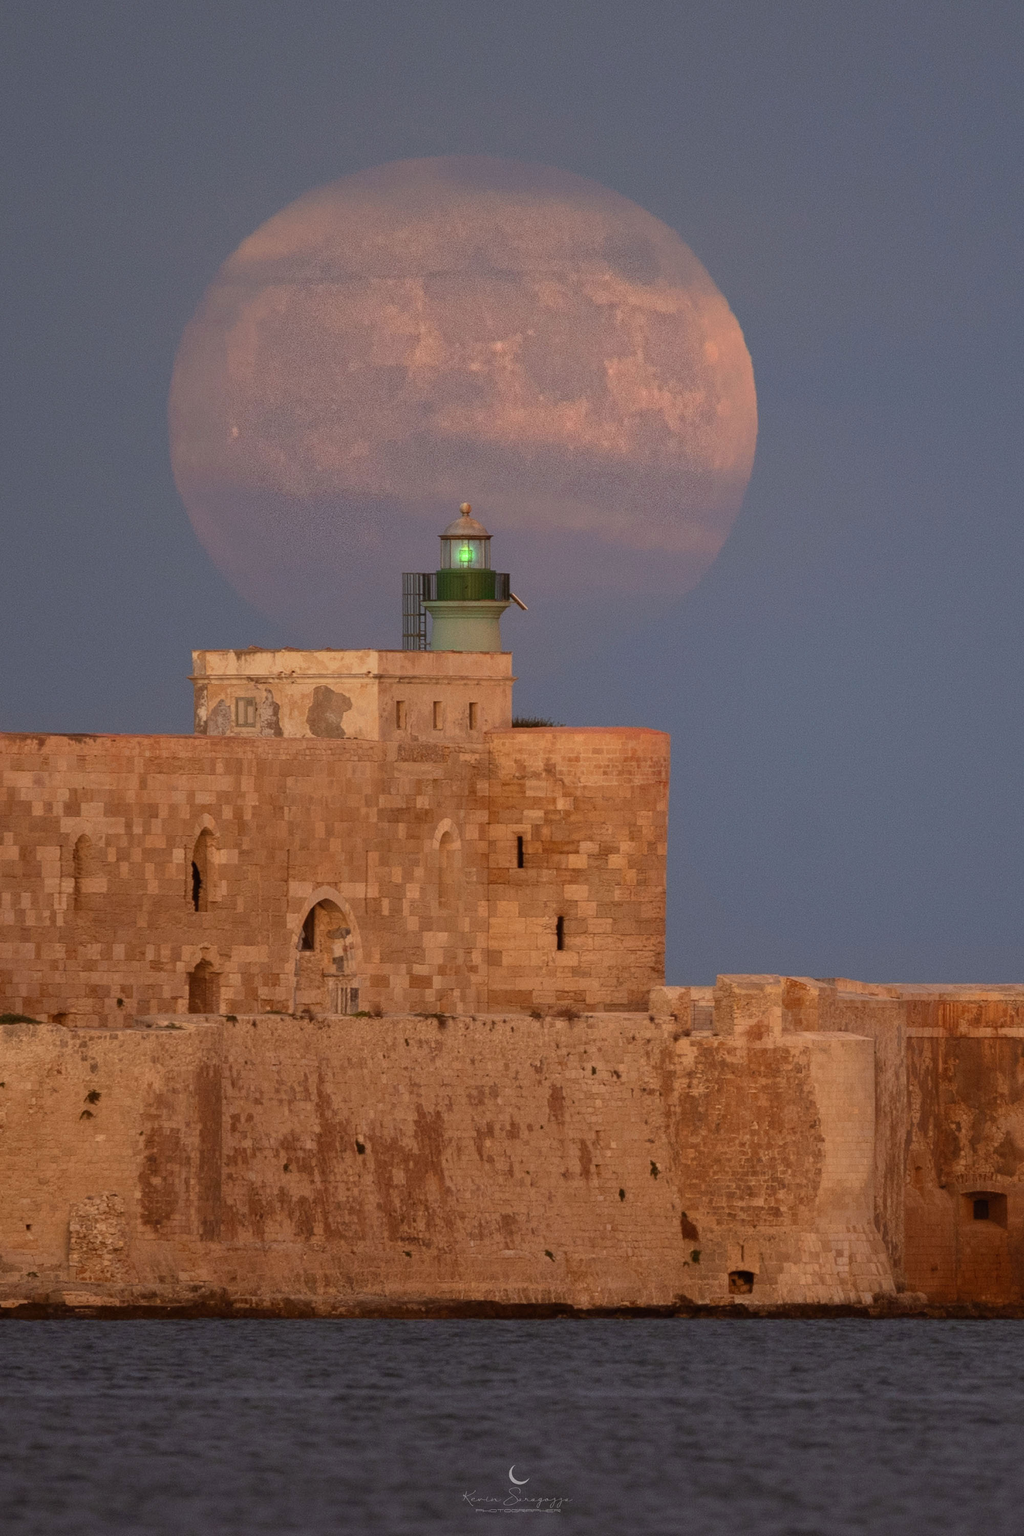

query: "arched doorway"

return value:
[188, 958, 220, 1014]
[295, 898, 361, 1015]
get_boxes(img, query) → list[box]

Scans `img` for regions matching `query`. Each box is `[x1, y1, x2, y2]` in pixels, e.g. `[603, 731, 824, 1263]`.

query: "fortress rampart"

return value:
[2, 635, 1022, 1313]
[0, 1008, 890, 1313]
[3, 972, 1022, 1313]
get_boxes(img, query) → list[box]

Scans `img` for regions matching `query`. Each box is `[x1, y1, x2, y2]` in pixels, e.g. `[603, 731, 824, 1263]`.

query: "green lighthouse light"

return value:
[439, 505, 490, 573]
[407, 501, 516, 652]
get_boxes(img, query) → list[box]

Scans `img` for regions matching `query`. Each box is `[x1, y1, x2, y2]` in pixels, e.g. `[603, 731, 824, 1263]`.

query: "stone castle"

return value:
[1, 508, 1021, 1314]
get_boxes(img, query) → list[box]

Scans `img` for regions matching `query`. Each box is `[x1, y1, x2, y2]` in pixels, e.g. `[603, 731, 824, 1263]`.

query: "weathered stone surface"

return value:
[190, 647, 513, 743]
[0, 1013, 891, 1311]
[68, 1194, 128, 1283]
[0, 725, 667, 1023]
[3, 664, 1023, 1312]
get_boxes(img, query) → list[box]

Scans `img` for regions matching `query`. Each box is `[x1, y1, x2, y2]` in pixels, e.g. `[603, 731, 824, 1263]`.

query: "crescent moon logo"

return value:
[508, 1466, 529, 1486]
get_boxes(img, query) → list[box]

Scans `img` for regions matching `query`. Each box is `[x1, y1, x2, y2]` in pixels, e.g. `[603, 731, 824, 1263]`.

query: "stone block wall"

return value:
[0, 726, 667, 1026]
[899, 987, 1024, 1305]
[0, 1011, 891, 1312]
[486, 729, 668, 1013]
[192, 647, 514, 743]
[704, 974, 1024, 1305]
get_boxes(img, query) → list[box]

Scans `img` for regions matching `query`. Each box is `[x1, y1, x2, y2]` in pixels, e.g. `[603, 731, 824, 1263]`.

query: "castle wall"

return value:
[6, 695, 1021, 1311]
[0, 727, 666, 1026]
[900, 988, 1024, 1305]
[707, 975, 908, 1287]
[697, 974, 1024, 1305]
[0, 1013, 891, 1312]
[485, 729, 668, 1013]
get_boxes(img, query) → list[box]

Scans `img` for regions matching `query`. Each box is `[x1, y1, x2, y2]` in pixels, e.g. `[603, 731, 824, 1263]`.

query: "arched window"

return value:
[191, 829, 214, 912]
[295, 899, 361, 1015]
[438, 831, 458, 906]
[188, 959, 220, 1014]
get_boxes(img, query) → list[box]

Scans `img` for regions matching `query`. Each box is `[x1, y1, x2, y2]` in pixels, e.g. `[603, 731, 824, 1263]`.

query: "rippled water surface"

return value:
[0, 1319, 1022, 1534]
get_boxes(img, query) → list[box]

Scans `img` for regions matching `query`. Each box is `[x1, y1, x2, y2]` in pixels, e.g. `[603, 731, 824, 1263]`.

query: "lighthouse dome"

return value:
[439, 503, 492, 571]
[442, 503, 490, 539]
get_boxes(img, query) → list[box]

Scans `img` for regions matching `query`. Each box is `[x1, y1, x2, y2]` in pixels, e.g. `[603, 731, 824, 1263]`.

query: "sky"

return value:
[3, 0, 1024, 983]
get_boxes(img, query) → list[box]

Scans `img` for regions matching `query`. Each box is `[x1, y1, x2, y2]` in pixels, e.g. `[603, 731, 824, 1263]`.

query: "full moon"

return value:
[170, 156, 756, 664]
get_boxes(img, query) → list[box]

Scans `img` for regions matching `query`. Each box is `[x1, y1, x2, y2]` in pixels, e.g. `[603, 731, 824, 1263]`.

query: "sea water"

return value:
[0, 1318, 1021, 1534]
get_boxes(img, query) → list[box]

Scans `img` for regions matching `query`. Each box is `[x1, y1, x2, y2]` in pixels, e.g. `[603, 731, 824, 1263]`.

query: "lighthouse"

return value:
[403, 504, 516, 652]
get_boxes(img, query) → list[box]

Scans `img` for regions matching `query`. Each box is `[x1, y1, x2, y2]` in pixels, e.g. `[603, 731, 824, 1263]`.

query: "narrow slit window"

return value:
[433, 701, 444, 730]
[556, 914, 565, 951]
[468, 702, 479, 730]
[395, 700, 407, 730]
[190, 829, 214, 912]
[517, 835, 524, 869]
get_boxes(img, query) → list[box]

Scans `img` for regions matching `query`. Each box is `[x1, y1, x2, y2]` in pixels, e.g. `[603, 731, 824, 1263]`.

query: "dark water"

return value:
[0, 1319, 1021, 1534]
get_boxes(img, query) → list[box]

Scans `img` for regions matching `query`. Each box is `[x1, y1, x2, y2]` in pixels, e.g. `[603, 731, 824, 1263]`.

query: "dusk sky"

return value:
[4, 1, 1024, 982]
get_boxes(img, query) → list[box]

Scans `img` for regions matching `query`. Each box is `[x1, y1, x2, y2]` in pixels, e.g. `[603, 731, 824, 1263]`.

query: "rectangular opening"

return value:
[468, 702, 479, 730]
[432, 701, 444, 731]
[395, 700, 407, 730]
[965, 1190, 1007, 1227]
[328, 980, 360, 1015]
[517, 835, 524, 869]
[556, 914, 565, 951]
[234, 696, 257, 728]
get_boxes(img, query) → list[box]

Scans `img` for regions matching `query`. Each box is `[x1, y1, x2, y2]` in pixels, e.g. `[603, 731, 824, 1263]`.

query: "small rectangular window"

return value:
[556, 914, 565, 951]
[433, 701, 444, 730]
[395, 700, 407, 730]
[517, 835, 524, 869]
[963, 1190, 1007, 1227]
[234, 696, 257, 727]
[468, 702, 479, 730]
